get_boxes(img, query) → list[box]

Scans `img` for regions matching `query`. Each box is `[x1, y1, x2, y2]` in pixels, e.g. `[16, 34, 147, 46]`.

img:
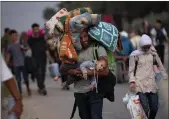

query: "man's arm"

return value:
[162, 28, 169, 42]
[80, 61, 95, 74]
[1, 56, 23, 117]
[5, 46, 11, 64]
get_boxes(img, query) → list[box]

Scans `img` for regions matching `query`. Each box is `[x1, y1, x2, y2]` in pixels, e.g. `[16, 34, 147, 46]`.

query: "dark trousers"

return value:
[74, 91, 104, 119]
[14, 66, 29, 93]
[35, 61, 46, 90]
[137, 92, 158, 119]
[155, 45, 165, 64]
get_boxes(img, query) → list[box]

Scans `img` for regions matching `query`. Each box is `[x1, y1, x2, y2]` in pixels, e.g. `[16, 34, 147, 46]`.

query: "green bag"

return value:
[88, 22, 119, 52]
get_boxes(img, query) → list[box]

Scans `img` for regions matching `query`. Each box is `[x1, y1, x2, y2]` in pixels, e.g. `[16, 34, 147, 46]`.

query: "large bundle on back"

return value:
[45, 7, 122, 64]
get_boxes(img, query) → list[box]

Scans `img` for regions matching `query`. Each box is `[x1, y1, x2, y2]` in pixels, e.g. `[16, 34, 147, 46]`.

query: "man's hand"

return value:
[83, 73, 88, 80]
[122, 56, 128, 62]
[53, 76, 61, 81]
[130, 82, 136, 92]
[9, 100, 23, 118]
[20, 45, 24, 49]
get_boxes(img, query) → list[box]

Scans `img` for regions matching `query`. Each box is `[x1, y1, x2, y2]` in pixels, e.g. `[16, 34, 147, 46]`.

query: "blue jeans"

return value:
[14, 65, 29, 93]
[74, 90, 104, 119]
[137, 92, 158, 119]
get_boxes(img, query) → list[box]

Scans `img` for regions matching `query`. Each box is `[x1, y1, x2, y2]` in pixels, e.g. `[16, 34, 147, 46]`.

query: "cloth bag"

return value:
[59, 17, 78, 64]
[88, 22, 119, 52]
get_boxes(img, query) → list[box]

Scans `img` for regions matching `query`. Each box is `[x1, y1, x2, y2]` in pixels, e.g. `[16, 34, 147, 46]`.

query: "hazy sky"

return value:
[1, 2, 59, 35]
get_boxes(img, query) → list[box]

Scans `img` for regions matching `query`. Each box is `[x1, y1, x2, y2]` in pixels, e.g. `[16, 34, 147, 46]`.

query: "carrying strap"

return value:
[153, 55, 158, 66]
[134, 56, 138, 76]
[134, 55, 158, 76]
[93, 43, 99, 60]
[70, 100, 77, 119]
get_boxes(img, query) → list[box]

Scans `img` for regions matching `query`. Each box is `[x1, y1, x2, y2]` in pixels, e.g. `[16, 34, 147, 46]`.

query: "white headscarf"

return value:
[130, 34, 156, 56]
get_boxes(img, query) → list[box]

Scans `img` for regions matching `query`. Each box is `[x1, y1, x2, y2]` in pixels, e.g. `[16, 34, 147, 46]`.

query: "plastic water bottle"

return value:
[7, 98, 17, 119]
[154, 65, 163, 81]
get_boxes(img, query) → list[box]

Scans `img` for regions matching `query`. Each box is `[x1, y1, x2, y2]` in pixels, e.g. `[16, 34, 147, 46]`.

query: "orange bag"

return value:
[59, 17, 78, 64]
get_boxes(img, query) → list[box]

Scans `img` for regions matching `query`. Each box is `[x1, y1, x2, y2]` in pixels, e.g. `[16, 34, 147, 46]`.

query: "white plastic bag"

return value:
[123, 93, 147, 119]
[25, 49, 32, 57]
[48, 63, 61, 78]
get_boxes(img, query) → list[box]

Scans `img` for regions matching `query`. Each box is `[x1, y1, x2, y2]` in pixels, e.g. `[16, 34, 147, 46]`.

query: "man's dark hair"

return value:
[156, 19, 162, 24]
[4, 28, 10, 34]
[32, 23, 39, 29]
[9, 29, 17, 35]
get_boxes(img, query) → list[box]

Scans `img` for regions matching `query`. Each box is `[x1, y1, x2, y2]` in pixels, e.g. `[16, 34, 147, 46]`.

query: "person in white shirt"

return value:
[130, 29, 141, 50]
[1, 55, 23, 118]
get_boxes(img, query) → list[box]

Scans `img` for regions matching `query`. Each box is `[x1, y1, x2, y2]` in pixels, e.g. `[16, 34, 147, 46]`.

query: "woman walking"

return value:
[129, 34, 168, 119]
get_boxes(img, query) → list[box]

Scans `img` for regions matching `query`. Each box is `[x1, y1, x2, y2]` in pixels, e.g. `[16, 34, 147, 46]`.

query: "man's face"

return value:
[6, 31, 10, 36]
[155, 23, 161, 30]
[32, 26, 39, 36]
[80, 31, 89, 48]
[10, 33, 18, 42]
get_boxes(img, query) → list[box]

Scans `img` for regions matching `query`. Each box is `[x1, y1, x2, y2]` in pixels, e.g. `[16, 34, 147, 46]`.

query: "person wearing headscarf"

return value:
[129, 34, 168, 119]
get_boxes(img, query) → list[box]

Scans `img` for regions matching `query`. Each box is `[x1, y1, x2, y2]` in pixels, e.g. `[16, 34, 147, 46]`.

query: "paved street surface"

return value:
[21, 44, 168, 119]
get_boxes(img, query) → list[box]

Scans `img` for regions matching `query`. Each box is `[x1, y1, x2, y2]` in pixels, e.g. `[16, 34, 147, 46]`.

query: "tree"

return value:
[56, 1, 168, 21]
[43, 7, 56, 21]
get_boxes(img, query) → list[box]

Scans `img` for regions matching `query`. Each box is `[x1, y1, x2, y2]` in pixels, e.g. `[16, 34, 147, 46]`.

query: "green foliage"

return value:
[57, 1, 169, 21]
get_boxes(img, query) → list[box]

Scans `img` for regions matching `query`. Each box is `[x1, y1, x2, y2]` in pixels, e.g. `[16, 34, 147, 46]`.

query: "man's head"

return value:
[20, 32, 28, 41]
[32, 23, 40, 37]
[96, 58, 108, 72]
[80, 29, 90, 49]
[155, 20, 162, 30]
[9, 30, 18, 43]
[4, 28, 10, 35]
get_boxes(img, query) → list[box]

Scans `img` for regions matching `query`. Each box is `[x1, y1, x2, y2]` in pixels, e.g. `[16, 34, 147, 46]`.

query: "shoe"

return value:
[42, 89, 47, 96]
[27, 89, 32, 96]
[38, 89, 43, 95]
[66, 86, 70, 90]
[31, 78, 35, 83]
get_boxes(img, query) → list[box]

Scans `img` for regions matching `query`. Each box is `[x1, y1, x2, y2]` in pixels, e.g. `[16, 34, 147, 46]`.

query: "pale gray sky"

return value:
[1, 2, 59, 35]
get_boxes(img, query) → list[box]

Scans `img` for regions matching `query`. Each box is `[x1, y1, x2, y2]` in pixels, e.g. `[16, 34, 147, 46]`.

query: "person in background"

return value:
[129, 34, 168, 119]
[151, 19, 169, 64]
[130, 28, 141, 50]
[115, 31, 135, 68]
[142, 20, 151, 36]
[1, 28, 15, 74]
[20, 32, 35, 83]
[46, 38, 69, 90]
[28, 23, 49, 96]
[6, 30, 31, 96]
[1, 55, 23, 119]
[1, 28, 11, 56]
